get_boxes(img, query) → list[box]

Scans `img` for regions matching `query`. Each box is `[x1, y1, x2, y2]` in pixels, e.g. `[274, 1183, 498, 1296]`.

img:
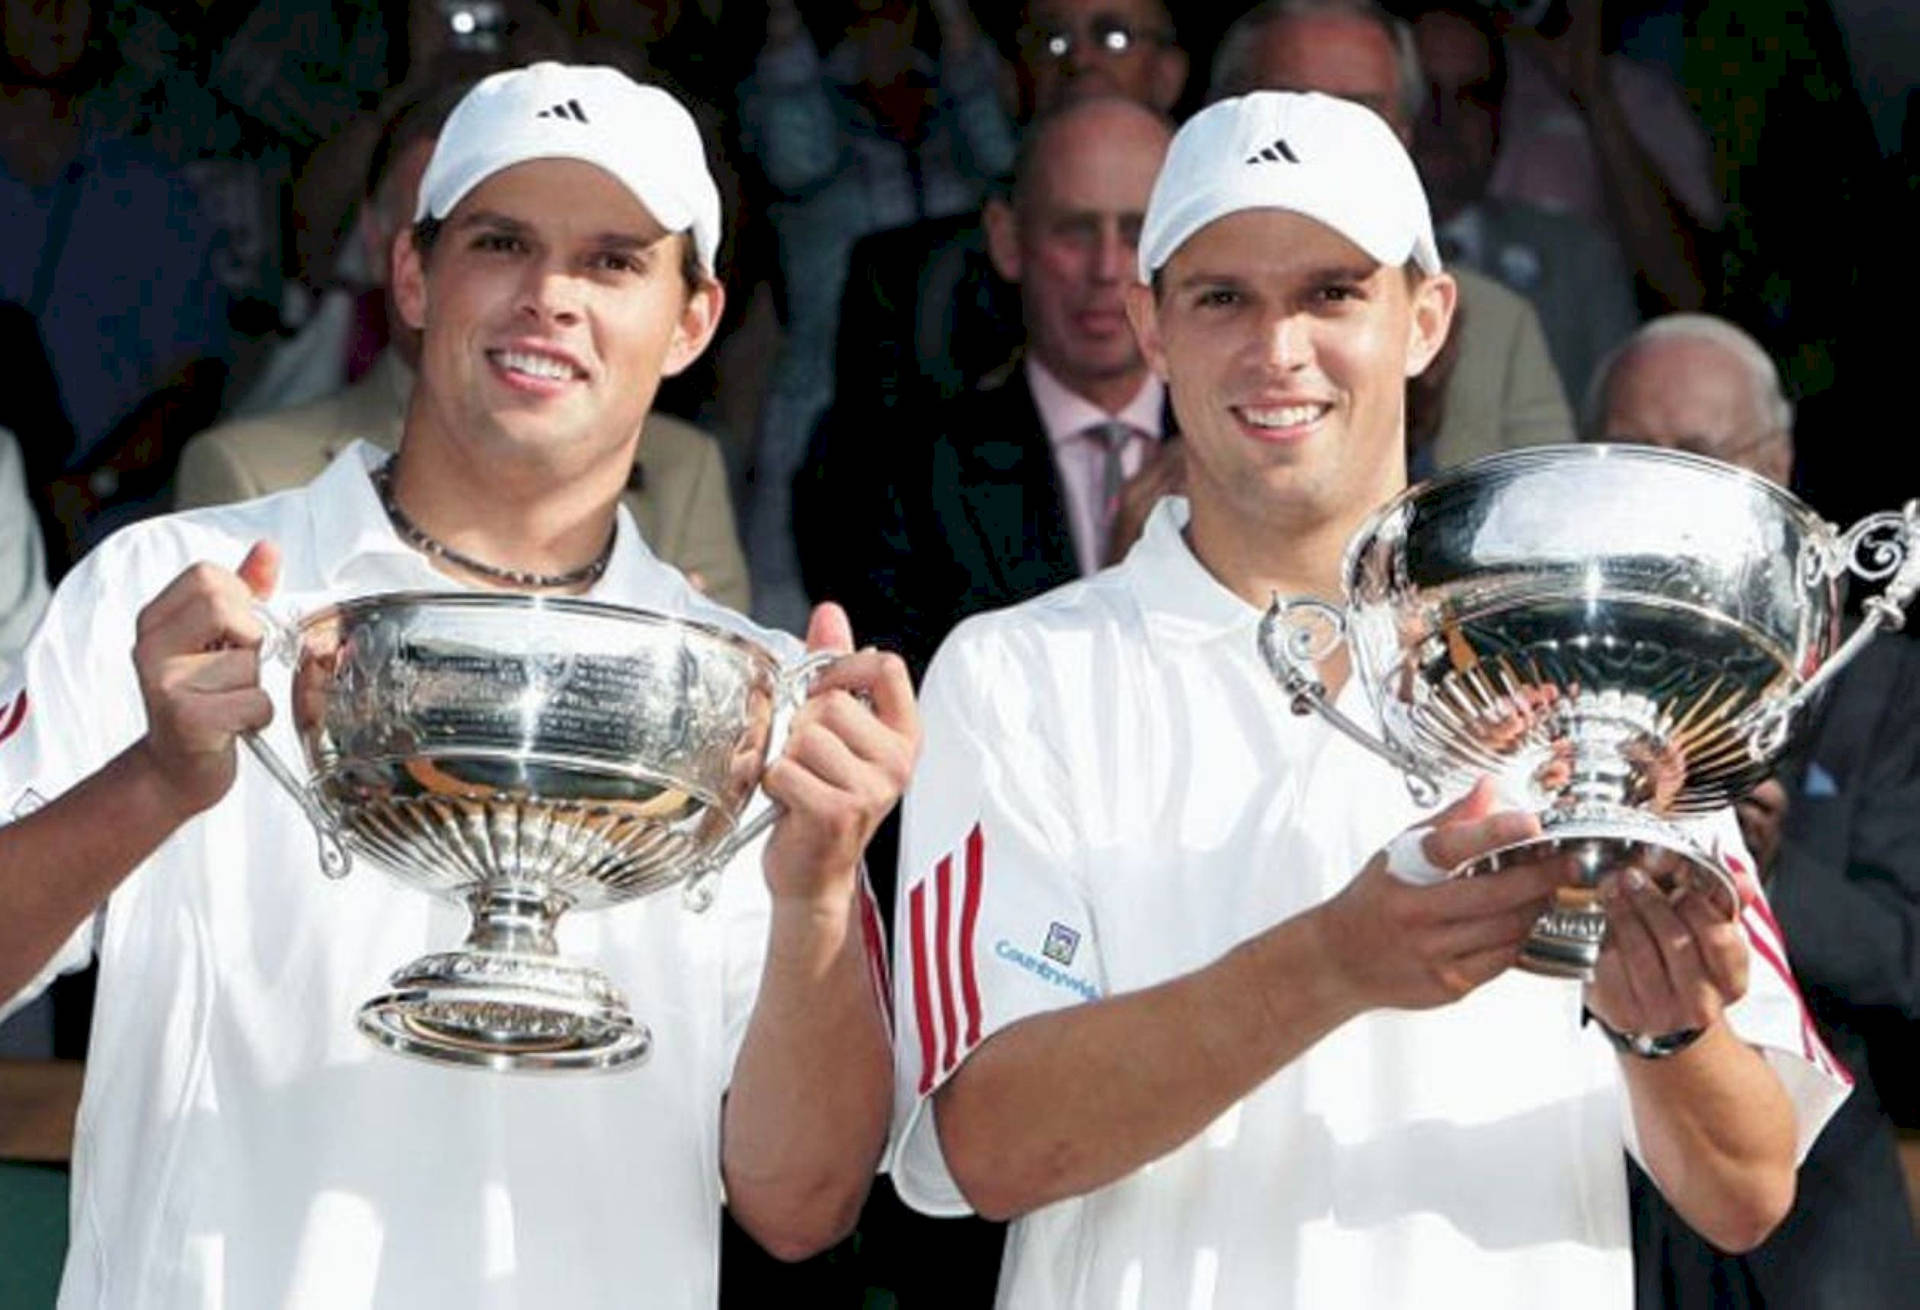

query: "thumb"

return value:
[804, 601, 856, 655]
[237, 540, 281, 601]
[1432, 776, 1500, 825]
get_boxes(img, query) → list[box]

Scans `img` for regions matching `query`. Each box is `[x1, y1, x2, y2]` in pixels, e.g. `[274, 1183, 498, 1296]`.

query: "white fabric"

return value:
[0, 444, 795, 1310]
[0, 427, 49, 675]
[1138, 91, 1441, 282]
[417, 63, 722, 272]
[889, 496, 1849, 1310]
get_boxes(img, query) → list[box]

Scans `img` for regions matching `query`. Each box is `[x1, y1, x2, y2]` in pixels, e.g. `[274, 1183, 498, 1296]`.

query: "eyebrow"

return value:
[453, 210, 663, 251]
[1168, 261, 1381, 290]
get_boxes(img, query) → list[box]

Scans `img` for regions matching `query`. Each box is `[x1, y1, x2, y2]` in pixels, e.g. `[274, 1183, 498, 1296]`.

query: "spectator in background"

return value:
[1485, 0, 1719, 311]
[1408, 1, 1638, 404]
[1586, 313, 1920, 1309]
[1013, 0, 1189, 118]
[738, 0, 1016, 633]
[0, 0, 232, 556]
[175, 78, 751, 615]
[1209, 0, 1575, 475]
[809, 97, 1176, 680]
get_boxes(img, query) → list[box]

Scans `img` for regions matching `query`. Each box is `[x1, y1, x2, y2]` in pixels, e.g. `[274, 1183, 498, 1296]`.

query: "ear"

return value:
[661, 275, 726, 379]
[392, 228, 430, 333]
[1404, 270, 1457, 379]
[982, 196, 1022, 285]
[1151, 48, 1190, 113]
[1123, 281, 1169, 382]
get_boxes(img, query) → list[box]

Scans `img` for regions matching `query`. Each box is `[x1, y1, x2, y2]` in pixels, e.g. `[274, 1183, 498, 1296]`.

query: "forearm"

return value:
[723, 883, 891, 1260]
[935, 912, 1356, 1220]
[1620, 1023, 1799, 1252]
[1576, 79, 1708, 310]
[0, 743, 185, 1001]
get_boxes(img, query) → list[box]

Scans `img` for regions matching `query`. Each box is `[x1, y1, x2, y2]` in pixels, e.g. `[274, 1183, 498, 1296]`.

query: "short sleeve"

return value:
[1617, 807, 1852, 1169]
[888, 628, 1103, 1215]
[0, 553, 142, 1019]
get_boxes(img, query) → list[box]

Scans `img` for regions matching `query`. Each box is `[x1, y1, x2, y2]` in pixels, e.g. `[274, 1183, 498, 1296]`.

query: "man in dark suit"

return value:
[803, 95, 1176, 681]
[1587, 313, 1920, 1309]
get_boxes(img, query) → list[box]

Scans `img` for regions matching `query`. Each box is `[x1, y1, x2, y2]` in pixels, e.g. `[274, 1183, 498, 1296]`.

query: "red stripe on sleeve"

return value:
[934, 855, 961, 1072]
[0, 690, 26, 746]
[909, 881, 938, 1096]
[1741, 907, 1851, 1085]
[959, 824, 985, 1050]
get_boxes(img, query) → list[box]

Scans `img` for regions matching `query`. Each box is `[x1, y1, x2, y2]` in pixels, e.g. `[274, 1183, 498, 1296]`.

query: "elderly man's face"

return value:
[987, 99, 1170, 405]
[1600, 338, 1791, 486]
[1238, 13, 1408, 142]
[1018, 0, 1186, 114]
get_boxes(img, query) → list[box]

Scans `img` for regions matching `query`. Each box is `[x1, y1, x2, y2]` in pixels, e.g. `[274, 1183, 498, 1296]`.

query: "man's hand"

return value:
[1104, 438, 1185, 566]
[1734, 777, 1788, 878]
[1587, 855, 1749, 1038]
[761, 603, 920, 905]
[1310, 779, 1575, 1011]
[129, 542, 280, 821]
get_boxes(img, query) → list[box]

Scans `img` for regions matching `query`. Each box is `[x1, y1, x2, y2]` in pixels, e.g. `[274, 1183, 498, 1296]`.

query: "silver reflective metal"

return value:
[1262, 445, 1920, 978]
[245, 592, 815, 1071]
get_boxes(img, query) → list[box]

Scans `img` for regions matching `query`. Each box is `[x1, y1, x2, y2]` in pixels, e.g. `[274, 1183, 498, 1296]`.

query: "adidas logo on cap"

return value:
[536, 99, 590, 123]
[1245, 137, 1299, 165]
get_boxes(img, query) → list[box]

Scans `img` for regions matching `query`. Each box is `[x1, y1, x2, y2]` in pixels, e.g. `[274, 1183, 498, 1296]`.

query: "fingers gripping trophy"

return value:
[1264, 449, 1920, 978]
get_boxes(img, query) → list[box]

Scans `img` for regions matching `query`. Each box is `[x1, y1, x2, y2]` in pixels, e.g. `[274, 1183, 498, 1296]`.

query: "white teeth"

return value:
[1239, 403, 1326, 428]
[495, 350, 577, 381]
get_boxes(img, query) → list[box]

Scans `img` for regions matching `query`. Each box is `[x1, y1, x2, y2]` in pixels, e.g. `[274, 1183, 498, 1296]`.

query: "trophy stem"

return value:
[462, 885, 568, 957]
[1470, 807, 1739, 982]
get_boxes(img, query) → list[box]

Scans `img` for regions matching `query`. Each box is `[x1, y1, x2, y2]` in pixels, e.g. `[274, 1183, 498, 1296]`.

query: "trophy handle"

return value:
[1259, 596, 1442, 806]
[1746, 500, 1920, 759]
[682, 650, 840, 912]
[242, 603, 351, 880]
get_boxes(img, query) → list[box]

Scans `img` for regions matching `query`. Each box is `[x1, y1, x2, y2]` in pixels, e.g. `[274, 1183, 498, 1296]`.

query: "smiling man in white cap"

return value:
[887, 90, 1846, 1308]
[0, 63, 909, 1308]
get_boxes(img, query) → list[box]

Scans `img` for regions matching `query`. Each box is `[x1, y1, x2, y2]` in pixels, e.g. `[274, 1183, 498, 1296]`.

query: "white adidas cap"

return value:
[1138, 91, 1440, 283]
[416, 62, 722, 274]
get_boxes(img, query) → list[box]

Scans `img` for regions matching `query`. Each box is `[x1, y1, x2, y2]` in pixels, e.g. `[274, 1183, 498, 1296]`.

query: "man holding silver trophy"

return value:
[889, 91, 1858, 1307]
[0, 65, 909, 1308]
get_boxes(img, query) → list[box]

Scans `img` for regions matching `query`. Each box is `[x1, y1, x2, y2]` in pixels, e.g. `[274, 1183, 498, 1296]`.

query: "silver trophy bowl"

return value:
[244, 593, 819, 1071]
[1262, 445, 1919, 979]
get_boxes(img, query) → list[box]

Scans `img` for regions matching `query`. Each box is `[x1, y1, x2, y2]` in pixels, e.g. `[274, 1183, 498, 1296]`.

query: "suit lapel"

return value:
[950, 372, 1080, 596]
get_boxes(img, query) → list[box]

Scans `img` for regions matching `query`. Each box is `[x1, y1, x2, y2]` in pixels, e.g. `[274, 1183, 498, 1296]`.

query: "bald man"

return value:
[1589, 313, 1920, 1310]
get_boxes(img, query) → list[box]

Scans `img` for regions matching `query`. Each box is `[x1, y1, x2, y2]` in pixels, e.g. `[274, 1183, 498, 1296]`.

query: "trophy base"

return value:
[357, 949, 651, 1072]
[1469, 815, 1740, 982]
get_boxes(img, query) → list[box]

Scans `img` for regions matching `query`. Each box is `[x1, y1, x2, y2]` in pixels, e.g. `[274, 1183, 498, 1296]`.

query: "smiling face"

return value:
[1125, 208, 1453, 539]
[392, 157, 721, 480]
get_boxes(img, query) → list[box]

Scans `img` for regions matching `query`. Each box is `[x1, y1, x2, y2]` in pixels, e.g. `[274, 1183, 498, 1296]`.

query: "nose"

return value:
[1093, 223, 1131, 283]
[517, 258, 584, 327]
[1258, 310, 1313, 371]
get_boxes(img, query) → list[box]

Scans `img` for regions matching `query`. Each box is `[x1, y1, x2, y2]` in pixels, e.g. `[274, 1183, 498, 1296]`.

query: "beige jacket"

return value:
[1431, 267, 1575, 471]
[174, 352, 750, 613]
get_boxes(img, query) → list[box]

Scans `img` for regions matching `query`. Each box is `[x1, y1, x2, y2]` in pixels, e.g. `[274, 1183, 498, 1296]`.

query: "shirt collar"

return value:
[303, 441, 660, 599]
[1123, 496, 1265, 650]
[1024, 355, 1164, 448]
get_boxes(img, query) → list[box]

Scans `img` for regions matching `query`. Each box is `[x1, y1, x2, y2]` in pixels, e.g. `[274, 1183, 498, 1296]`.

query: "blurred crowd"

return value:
[2, 0, 1917, 1306]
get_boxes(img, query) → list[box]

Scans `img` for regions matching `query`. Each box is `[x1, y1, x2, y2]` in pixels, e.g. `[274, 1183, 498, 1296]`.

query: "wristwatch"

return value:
[1583, 1008, 1704, 1059]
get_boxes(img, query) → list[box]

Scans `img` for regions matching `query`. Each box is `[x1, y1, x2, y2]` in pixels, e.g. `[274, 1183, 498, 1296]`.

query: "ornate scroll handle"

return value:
[1750, 500, 1920, 759]
[1258, 596, 1441, 806]
[243, 604, 351, 880]
[683, 651, 840, 913]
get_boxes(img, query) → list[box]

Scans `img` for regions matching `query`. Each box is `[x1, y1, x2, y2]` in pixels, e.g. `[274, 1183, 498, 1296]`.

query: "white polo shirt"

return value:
[0, 444, 800, 1310]
[890, 497, 1849, 1310]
